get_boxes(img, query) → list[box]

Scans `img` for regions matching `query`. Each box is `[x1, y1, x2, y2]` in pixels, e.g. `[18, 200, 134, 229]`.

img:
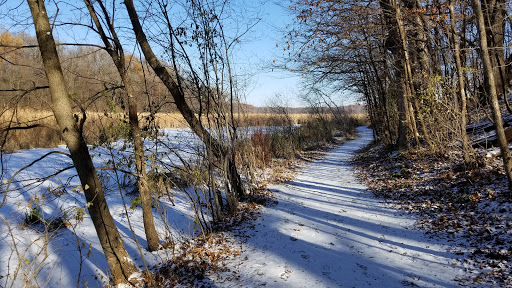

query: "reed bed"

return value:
[149, 112, 315, 127]
[1, 108, 367, 151]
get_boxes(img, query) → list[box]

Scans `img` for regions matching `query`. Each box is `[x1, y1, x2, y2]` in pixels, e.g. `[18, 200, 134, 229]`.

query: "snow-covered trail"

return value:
[219, 127, 465, 287]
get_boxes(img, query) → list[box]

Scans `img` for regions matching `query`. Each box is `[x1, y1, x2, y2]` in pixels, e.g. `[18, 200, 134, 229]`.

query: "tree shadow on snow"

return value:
[201, 127, 464, 287]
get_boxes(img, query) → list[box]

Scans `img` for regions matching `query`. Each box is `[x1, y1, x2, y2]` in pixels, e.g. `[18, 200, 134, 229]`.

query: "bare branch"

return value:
[1, 151, 71, 209]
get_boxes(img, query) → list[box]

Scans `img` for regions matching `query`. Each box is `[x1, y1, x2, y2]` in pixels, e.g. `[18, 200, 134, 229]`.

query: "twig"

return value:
[2, 151, 71, 208]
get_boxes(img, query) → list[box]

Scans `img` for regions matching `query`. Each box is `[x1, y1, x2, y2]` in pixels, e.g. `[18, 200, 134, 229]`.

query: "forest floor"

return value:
[352, 131, 512, 287]
[196, 127, 468, 287]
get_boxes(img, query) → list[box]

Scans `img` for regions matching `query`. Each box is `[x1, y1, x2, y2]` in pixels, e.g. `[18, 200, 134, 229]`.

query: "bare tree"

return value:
[472, 0, 512, 191]
[482, 0, 508, 99]
[26, 0, 138, 284]
[124, 0, 246, 213]
[448, 0, 473, 166]
[379, 0, 411, 149]
[83, 0, 160, 252]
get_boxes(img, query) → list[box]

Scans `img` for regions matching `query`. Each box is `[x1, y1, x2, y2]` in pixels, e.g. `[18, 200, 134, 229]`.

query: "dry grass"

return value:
[234, 113, 311, 127]
[350, 113, 369, 125]
[1, 108, 368, 151]
[150, 112, 315, 127]
[0, 108, 125, 151]
[147, 112, 188, 128]
[0, 109, 60, 151]
[235, 112, 368, 127]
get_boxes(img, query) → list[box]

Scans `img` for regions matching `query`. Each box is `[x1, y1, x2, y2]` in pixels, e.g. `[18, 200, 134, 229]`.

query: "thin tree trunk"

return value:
[406, 88, 421, 147]
[124, 0, 245, 203]
[449, 0, 472, 166]
[84, 0, 160, 252]
[367, 41, 392, 143]
[395, 3, 421, 148]
[482, 0, 506, 98]
[472, 0, 512, 191]
[402, 0, 434, 149]
[412, 97, 431, 148]
[125, 78, 162, 251]
[26, 0, 139, 284]
[381, 53, 394, 143]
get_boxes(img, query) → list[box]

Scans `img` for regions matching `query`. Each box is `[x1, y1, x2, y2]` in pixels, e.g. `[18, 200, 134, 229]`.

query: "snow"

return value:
[0, 126, 467, 287]
[217, 127, 465, 287]
[0, 129, 202, 287]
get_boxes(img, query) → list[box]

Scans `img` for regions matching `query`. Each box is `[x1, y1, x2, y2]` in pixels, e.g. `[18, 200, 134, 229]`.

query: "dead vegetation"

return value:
[131, 142, 341, 287]
[144, 234, 241, 287]
[353, 144, 512, 286]
[0, 108, 366, 152]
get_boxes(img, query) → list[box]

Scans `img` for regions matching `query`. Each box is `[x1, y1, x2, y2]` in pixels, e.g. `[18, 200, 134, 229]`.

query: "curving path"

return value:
[218, 127, 465, 288]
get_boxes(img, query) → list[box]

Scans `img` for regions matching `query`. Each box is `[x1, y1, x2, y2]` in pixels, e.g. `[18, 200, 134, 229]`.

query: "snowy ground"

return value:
[0, 126, 469, 287]
[0, 129, 204, 288]
[217, 127, 466, 287]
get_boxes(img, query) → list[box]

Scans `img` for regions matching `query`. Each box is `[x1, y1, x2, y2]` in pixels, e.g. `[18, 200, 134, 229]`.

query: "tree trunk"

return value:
[380, 0, 409, 149]
[125, 79, 162, 251]
[26, 0, 139, 284]
[84, 0, 160, 252]
[482, 0, 506, 98]
[402, 0, 434, 149]
[472, 0, 512, 191]
[123, 0, 245, 202]
[448, 0, 473, 166]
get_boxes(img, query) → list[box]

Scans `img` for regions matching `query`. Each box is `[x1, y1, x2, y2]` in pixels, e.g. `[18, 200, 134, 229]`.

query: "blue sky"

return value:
[229, 0, 303, 107]
[1, 0, 359, 107]
[234, 1, 361, 107]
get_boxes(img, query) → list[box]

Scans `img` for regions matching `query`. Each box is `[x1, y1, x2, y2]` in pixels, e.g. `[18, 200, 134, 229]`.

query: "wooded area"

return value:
[286, 0, 512, 189]
[2, 0, 512, 286]
[1, 0, 362, 286]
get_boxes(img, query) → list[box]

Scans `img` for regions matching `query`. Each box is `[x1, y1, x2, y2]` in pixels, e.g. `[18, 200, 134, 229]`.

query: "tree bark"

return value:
[472, 0, 512, 191]
[380, 0, 409, 149]
[84, 0, 160, 252]
[26, 0, 139, 284]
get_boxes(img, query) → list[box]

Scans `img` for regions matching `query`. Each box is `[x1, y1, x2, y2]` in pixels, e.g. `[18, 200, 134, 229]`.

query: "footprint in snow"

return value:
[279, 269, 292, 280]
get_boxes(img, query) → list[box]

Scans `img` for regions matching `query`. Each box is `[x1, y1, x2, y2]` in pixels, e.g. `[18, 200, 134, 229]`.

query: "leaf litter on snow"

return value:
[353, 143, 512, 287]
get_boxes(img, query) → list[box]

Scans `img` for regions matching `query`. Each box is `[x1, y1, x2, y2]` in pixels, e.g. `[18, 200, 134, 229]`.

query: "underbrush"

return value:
[138, 188, 275, 287]
[239, 114, 365, 168]
[140, 233, 241, 287]
[24, 206, 69, 232]
[1, 108, 367, 152]
[353, 144, 512, 286]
